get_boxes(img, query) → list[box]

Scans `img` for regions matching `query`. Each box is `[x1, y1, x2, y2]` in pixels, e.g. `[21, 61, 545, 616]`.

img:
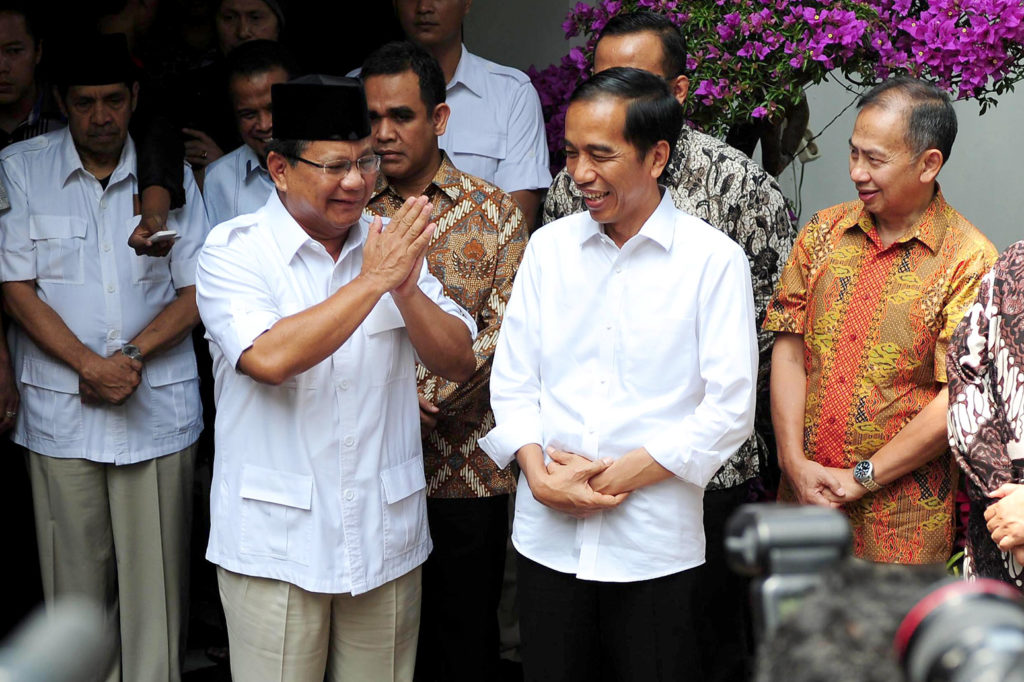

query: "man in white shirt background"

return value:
[196, 75, 476, 681]
[203, 38, 298, 228]
[0, 34, 207, 681]
[479, 67, 757, 681]
[392, 0, 550, 230]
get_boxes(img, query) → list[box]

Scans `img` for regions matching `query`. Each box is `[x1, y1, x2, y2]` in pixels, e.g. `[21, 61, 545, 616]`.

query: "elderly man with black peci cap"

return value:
[196, 74, 476, 682]
[0, 33, 208, 681]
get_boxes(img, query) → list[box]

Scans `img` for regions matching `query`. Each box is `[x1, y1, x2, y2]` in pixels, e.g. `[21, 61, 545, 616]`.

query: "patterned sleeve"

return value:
[541, 166, 579, 226]
[426, 195, 528, 411]
[934, 239, 999, 382]
[947, 244, 1024, 494]
[762, 214, 821, 334]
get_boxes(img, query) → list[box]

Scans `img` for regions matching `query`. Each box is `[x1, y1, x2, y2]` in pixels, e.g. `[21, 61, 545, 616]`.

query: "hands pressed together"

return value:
[360, 195, 435, 299]
[785, 458, 868, 508]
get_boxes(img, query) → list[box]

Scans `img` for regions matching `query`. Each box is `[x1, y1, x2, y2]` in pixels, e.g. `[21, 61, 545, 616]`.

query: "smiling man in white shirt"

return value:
[196, 75, 476, 682]
[0, 35, 206, 681]
[479, 67, 757, 682]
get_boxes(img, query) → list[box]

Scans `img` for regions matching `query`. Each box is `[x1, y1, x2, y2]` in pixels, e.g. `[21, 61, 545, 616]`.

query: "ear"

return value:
[647, 139, 671, 180]
[669, 74, 689, 106]
[918, 148, 943, 183]
[34, 38, 42, 67]
[267, 151, 290, 191]
[130, 82, 140, 113]
[432, 102, 450, 137]
[463, 0, 473, 19]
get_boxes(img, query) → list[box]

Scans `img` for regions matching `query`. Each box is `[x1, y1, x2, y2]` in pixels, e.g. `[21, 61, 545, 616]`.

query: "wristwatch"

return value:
[121, 344, 143, 362]
[853, 459, 882, 492]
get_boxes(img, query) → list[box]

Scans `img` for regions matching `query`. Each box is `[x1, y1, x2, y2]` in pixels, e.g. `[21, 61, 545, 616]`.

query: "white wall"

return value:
[466, 0, 1024, 251]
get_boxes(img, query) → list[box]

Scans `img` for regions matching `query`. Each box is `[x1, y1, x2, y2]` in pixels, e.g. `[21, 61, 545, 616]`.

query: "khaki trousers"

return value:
[29, 445, 195, 682]
[217, 565, 421, 682]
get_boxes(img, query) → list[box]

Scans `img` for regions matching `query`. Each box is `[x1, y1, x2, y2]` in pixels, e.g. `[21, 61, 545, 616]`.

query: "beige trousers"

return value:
[217, 565, 421, 682]
[29, 445, 195, 682]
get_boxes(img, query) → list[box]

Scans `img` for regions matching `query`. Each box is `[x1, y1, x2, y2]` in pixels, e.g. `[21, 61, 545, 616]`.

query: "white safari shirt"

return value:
[479, 191, 757, 582]
[0, 128, 206, 463]
[197, 192, 476, 595]
[203, 144, 274, 228]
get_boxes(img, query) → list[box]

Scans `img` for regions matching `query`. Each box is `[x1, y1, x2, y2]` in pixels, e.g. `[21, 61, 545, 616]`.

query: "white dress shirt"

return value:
[0, 128, 206, 463]
[479, 190, 757, 582]
[203, 144, 274, 228]
[197, 191, 476, 595]
[439, 45, 551, 193]
[350, 45, 551, 193]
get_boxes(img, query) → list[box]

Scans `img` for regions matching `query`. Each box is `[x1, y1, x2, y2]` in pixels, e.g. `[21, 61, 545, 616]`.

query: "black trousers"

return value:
[694, 483, 755, 682]
[414, 494, 509, 682]
[517, 554, 701, 682]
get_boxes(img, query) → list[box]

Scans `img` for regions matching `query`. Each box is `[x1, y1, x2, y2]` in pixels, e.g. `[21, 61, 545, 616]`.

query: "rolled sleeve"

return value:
[492, 81, 551, 193]
[479, 243, 543, 468]
[196, 233, 281, 369]
[0, 158, 37, 282]
[644, 246, 757, 487]
[166, 164, 209, 289]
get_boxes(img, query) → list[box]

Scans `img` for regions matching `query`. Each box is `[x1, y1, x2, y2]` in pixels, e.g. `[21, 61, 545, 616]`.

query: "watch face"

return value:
[853, 460, 872, 482]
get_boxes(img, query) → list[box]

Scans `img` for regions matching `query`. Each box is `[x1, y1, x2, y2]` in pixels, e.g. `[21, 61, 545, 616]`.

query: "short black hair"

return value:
[265, 138, 309, 164]
[361, 40, 446, 112]
[598, 11, 687, 79]
[224, 39, 299, 86]
[857, 76, 957, 164]
[0, 2, 40, 46]
[569, 66, 683, 160]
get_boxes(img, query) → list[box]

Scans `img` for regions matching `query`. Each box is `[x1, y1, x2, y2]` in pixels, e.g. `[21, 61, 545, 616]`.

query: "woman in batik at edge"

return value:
[948, 240, 1024, 588]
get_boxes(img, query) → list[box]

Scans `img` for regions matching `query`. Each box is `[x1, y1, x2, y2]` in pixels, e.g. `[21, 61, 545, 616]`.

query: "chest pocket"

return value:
[443, 130, 506, 182]
[29, 215, 87, 284]
[362, 296, 414, 387]
[127, 217, 173, 284]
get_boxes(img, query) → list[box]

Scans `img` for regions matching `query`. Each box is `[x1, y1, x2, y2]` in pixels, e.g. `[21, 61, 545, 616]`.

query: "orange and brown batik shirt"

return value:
[764, 191, 997, 563]
[367, 153, 528, 498]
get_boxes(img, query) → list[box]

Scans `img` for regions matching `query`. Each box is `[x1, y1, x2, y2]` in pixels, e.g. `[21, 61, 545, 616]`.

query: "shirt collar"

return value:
[58, 127, 137, 187]
[844, 186, 949, 253]
[242, 145, 268, 181]
[447, 44, 484, 98]
[264, 188, 369, 264]
[369, 150, 463, 205]
[578, 187, 676, 251]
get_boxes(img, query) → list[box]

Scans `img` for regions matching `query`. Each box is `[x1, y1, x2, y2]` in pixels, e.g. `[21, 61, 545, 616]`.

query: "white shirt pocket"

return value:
[19, 355, 82, 441]
[239, 464, 313, 565]
[443, 129, 506, 183]
[29, 215, 87, 284]
[127, 216, 173, 284]
[143, 350, 200, 438]
[363, 295, 414, 387]
[380, 456, 428, 557]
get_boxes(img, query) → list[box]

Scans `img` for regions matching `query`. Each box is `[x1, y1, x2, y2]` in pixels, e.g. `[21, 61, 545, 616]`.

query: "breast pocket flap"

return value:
[144, 352, 199, 387]
[29, 215, 88, 240]
[380, 457, 427, 504]
[20, 357, 79, 394]
[240, 465, 313, 510]
[445, 129, 507, 160]
[364, 295, 406, 336]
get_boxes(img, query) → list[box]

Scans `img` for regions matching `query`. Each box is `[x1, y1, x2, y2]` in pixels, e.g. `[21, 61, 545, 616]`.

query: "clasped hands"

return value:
[985, 482, 1024, 565]
[528, 446, 672, 519]
[786, 458, 869, 508]
[78, 352, 142, 406]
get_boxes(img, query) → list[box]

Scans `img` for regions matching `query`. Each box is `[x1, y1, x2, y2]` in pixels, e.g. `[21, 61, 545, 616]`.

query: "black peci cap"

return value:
[271, 75, 371, 142]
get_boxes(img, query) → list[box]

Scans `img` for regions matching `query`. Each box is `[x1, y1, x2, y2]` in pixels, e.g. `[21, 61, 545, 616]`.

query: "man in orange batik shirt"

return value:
[764, 76, 997, 564]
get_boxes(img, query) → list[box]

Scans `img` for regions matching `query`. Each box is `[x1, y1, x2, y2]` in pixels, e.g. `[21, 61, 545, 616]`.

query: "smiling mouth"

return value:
[581, 190, 609, 201]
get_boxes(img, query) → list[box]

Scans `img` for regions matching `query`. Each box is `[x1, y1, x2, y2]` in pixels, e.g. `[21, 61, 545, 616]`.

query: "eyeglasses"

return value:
[288, 154, 381, 177]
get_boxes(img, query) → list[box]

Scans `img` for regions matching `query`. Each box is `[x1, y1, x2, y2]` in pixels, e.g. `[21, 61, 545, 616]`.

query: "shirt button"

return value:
[99, 199, 107, 209]
[107, 330, 117, 340]
[605, 324, 612, 330]
[340, 379, 349, 390]
[614, 266, 623, 274]
[102, 242, 111, 252]
[344, 490, 355, 501]
[106, 284, 115, 293]
[344, 436, 355, 447]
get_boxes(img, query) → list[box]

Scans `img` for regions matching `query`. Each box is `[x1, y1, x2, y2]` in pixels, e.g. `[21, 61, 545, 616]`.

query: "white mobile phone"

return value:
[148, 230, 180, 243]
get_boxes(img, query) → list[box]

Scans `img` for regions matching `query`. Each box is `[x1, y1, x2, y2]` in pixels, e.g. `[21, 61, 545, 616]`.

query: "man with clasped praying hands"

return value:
[479, 67, 757, 682]
[196, 75, 476, 682]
